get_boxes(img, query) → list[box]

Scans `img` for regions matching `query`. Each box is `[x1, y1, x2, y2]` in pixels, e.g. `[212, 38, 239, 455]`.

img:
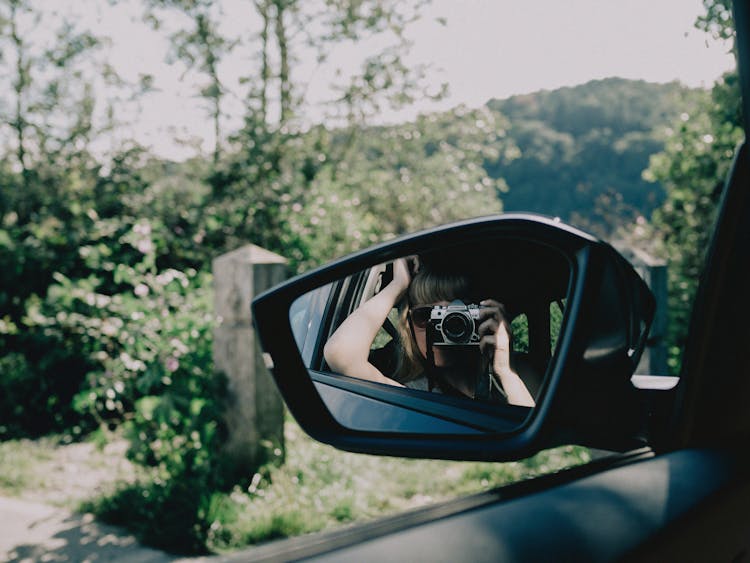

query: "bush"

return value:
[82, 477, 229, 555]
[0, 150, 217, 438]
[0, 333, 93, 439]
[23, 227, 241, 553]
[0, 353, 35, 437]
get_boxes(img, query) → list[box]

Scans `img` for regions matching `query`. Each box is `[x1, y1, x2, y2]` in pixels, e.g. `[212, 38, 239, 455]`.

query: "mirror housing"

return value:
[252, 214, 655, 461]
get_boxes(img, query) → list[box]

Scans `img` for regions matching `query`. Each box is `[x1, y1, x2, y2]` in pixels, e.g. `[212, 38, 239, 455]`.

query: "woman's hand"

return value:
[477, 299, 535, 407]
[391, 256, 417, 298]
[477, 299, 512, 371]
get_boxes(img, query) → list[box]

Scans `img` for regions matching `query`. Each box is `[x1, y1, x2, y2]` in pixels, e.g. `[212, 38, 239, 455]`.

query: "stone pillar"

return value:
[213, 244, 287, 480]
[637, 263, 668, 375]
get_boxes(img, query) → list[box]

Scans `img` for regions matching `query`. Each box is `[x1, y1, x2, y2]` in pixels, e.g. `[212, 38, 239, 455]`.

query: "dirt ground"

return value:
[0, 495, 189, 562]
[0, 437, 284, 562]
[0, 438, 203, 562]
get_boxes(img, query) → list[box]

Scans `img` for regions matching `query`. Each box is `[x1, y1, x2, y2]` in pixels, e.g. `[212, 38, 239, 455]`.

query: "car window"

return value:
[550, 300, 565, 353]
[290, 282, 335, 368]
[511, 313, 529, 354]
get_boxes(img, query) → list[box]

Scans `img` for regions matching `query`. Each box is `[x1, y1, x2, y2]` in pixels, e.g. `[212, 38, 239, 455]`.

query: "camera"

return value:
[428, 300, 482, 346]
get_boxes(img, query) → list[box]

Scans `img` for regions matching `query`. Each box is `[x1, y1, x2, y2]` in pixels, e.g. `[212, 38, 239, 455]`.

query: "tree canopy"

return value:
[485, 78, 694, 233]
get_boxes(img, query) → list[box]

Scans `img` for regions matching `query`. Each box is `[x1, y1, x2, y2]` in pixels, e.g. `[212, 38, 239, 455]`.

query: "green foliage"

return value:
[285, 106, 509, 270]
[0, 140, 226, 436]
[199, 421, 590, 552]
[641, 3, 741, 373]
[511, 315, 529, 353]
[82, 478, 228, 555]
[485, 78, 691, 232]
[645, 72, 743, 372]
[28, 239, 233, 553]
[0, 353, 35, 437]
[198, 103, 508, 273]
[489, 78, 686, 138]
[696, 0, 734, 43]
[30, 245, 225, 446]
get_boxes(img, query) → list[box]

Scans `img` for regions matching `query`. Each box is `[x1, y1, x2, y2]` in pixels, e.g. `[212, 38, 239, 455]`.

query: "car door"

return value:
[242, 3, 750, 561]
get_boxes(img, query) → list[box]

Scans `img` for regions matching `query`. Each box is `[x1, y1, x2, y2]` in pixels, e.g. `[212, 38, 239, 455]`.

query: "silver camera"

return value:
[429, 300, 482, 346]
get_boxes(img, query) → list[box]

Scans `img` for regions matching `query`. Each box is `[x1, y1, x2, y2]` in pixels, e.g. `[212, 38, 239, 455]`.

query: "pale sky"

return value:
[86, 0, 736, 159]
[404, 0, 734, 106]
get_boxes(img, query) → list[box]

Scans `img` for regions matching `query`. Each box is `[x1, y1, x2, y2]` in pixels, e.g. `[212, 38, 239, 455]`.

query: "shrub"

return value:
[25, 224, 240, 552]
[0, 325, 93, 439]
[82, 477, 230, 555]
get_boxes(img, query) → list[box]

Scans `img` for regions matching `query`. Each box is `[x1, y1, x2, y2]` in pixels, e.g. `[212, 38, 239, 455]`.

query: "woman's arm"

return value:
[323, 260, 411, 386]
[478, 300, 536, 407]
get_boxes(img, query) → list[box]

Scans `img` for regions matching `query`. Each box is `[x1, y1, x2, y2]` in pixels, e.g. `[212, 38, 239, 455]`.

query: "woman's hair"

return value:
[393, 268, 473, 382]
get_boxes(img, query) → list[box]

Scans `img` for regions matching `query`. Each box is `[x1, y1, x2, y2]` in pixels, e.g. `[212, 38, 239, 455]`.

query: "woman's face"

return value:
[411, 300, 456, 368]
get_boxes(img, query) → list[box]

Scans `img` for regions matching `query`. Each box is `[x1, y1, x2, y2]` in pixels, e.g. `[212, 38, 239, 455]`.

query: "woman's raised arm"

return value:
[323, 259, 412, 386]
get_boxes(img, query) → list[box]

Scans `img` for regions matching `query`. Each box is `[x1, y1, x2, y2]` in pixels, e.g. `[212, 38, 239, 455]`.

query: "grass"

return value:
[0, 430, 142, 509]
[206, 420, 590, 552]
[1, 420, 590, 554]
[0, 437, 56, 496]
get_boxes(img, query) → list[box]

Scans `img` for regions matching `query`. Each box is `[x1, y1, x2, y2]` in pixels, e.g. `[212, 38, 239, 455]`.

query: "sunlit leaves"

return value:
[646, 71, 743, 372]
[695, 0, 735, 44]
[278, 106, 511, 270]
[644, 3, 744, 373]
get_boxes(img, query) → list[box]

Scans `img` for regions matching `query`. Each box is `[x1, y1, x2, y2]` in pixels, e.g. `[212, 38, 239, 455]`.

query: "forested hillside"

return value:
[484, 78, 698, 231]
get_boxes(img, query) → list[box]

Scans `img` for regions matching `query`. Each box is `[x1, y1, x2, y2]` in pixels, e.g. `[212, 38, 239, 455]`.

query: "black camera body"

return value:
[428, 300, 482, 346]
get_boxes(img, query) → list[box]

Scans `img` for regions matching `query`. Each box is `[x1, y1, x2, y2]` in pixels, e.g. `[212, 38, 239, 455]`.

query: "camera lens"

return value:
[442, 312, 471, 343]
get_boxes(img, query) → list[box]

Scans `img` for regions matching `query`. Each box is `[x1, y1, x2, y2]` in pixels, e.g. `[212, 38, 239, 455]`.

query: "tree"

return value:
[644, 1, 742, 372]
[282, 106, 512, 270]
[248, 0, 438, 129]
[3, 0, 32, 188]
[695, 0, 734, 43]
[145, 0, 233, 164]
[0, 1, 99, 188]
[0, 0, 104, 306]
[198, 0, 444, 271]
[484, 78, 690, 230]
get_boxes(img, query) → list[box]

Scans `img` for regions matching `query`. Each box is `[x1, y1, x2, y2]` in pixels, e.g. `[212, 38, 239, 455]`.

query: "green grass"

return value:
[0, 437, 57, 495]
[0, 431, 142, 509]
[1, 421, 589, 553]
[205, 421, 590, 552]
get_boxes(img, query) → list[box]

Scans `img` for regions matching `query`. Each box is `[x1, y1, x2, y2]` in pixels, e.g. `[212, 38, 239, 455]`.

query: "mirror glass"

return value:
[289, 238, 572, 434]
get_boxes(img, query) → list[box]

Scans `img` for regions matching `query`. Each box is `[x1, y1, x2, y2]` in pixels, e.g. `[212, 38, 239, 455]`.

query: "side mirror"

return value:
[252, 214, 655, 461]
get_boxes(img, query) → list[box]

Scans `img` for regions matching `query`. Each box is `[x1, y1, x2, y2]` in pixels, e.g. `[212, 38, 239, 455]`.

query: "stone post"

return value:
[213, 244, 287, 480]
[636, 262, 668, 375]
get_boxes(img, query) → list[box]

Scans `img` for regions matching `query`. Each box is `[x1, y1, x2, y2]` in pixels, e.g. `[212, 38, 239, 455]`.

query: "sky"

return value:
[86, 0, 736, 159]
[402, 0, 734, 107]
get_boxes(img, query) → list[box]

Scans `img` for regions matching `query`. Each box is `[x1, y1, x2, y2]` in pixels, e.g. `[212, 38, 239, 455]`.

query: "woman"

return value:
[323, 258, 537, 407]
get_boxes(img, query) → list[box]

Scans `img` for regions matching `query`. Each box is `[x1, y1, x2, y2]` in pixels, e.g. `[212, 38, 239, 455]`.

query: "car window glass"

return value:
[550, 300, 565, 354]
[511, 314, 529, 354]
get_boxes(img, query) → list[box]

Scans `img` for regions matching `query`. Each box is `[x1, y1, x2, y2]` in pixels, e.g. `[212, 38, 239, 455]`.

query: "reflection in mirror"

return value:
[289, 238, 572, 433]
